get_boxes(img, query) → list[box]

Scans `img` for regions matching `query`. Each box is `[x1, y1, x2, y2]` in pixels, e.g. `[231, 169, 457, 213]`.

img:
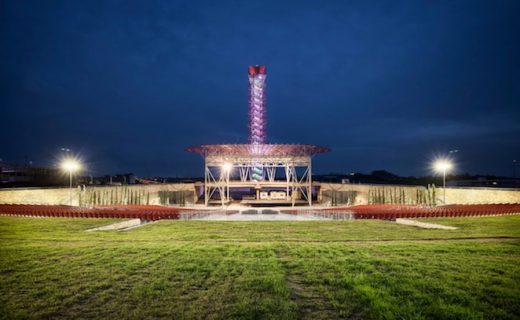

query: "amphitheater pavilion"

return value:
[187, 66, 329, 206]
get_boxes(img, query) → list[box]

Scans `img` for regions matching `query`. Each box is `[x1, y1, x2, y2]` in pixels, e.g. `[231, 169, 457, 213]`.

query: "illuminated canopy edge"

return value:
[186, 144, 330, 157]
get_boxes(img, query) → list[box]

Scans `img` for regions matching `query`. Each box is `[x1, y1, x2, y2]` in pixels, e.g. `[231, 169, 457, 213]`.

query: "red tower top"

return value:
[248, 65, 266, 76]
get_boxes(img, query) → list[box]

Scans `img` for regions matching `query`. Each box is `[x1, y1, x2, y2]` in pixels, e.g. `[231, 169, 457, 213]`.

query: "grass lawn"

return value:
[0, 216, 519, 319]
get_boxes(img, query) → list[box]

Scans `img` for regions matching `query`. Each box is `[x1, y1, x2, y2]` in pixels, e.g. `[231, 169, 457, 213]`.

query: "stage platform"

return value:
[205, 199, 310, 207]
[239, 199, 309, 207]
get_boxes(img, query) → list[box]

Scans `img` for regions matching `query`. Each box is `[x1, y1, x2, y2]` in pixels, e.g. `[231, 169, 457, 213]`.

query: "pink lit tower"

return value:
[248, 65, 267, 144]
[186, 65, 329, 206]
[248, 65, 267, 181]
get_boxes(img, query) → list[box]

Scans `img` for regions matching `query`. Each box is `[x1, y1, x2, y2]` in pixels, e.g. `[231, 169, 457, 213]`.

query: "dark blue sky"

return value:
[1, 0, 519, 177]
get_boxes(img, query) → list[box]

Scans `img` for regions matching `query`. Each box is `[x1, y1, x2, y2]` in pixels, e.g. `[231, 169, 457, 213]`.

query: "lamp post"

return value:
[61, 160, 80, 206]
[434, 160, 453, 204]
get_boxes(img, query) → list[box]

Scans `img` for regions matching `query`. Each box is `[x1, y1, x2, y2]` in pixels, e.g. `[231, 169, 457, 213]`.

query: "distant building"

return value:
[0, 162, 65, 188]
[112, 173, 135, 185]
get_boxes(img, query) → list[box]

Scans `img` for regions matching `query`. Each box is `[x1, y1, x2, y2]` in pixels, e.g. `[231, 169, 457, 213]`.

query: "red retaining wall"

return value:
[320, 204, 520, 219]
[0, 204, 210, 220]
[1, 204, 519, 220]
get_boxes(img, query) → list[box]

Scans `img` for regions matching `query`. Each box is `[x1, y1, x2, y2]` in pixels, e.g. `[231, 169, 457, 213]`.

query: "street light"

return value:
[433, 159, 453, 204]
[61, 159, 81, 205]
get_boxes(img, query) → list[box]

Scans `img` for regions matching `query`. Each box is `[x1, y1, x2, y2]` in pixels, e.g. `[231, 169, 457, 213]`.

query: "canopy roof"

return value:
[186, 144, 330, 157]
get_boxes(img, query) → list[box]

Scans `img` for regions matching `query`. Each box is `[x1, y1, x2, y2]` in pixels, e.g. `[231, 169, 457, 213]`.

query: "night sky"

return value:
[1, 1, 519, 177]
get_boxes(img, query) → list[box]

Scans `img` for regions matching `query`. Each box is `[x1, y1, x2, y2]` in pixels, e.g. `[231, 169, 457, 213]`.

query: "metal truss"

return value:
[204, 155, 312, 206]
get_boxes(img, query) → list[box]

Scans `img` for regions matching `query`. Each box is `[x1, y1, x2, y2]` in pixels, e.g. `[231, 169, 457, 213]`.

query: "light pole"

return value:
[61, 159, 80, 206]
[434, 160, 453, 204]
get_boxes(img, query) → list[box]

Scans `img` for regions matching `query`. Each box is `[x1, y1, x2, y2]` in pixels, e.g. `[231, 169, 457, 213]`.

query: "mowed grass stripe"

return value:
[1, 216, 520, 242]
[0, 216, 519, 319]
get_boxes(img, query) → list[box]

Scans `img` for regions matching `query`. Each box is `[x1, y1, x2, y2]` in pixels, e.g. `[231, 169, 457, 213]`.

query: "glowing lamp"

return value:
[61, 160, 80, 172]
[434, 160, 452, 173]
[221, 163, 233, 173]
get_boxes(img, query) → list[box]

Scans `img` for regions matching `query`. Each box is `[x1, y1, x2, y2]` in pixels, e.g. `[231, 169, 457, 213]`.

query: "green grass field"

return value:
[0, 216, 519, 319]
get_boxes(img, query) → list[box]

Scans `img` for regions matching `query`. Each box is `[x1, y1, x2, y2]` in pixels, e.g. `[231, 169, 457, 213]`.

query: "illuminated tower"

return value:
[187, 65, 330, 206]
[248, 66, 267, 181]
[248, 66, 267, 144]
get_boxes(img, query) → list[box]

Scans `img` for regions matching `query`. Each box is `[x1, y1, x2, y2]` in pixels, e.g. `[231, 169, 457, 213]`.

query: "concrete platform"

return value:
[395, 219, 458, 230]
[192, 210, 329, 221]
[240, 199, 309, 206]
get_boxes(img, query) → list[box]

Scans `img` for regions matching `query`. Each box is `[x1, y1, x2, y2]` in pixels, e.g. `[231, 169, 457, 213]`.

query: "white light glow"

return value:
[61, 159, 81, 172]
[433, 159, 453, 173]
[221, 163, 233, 173]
